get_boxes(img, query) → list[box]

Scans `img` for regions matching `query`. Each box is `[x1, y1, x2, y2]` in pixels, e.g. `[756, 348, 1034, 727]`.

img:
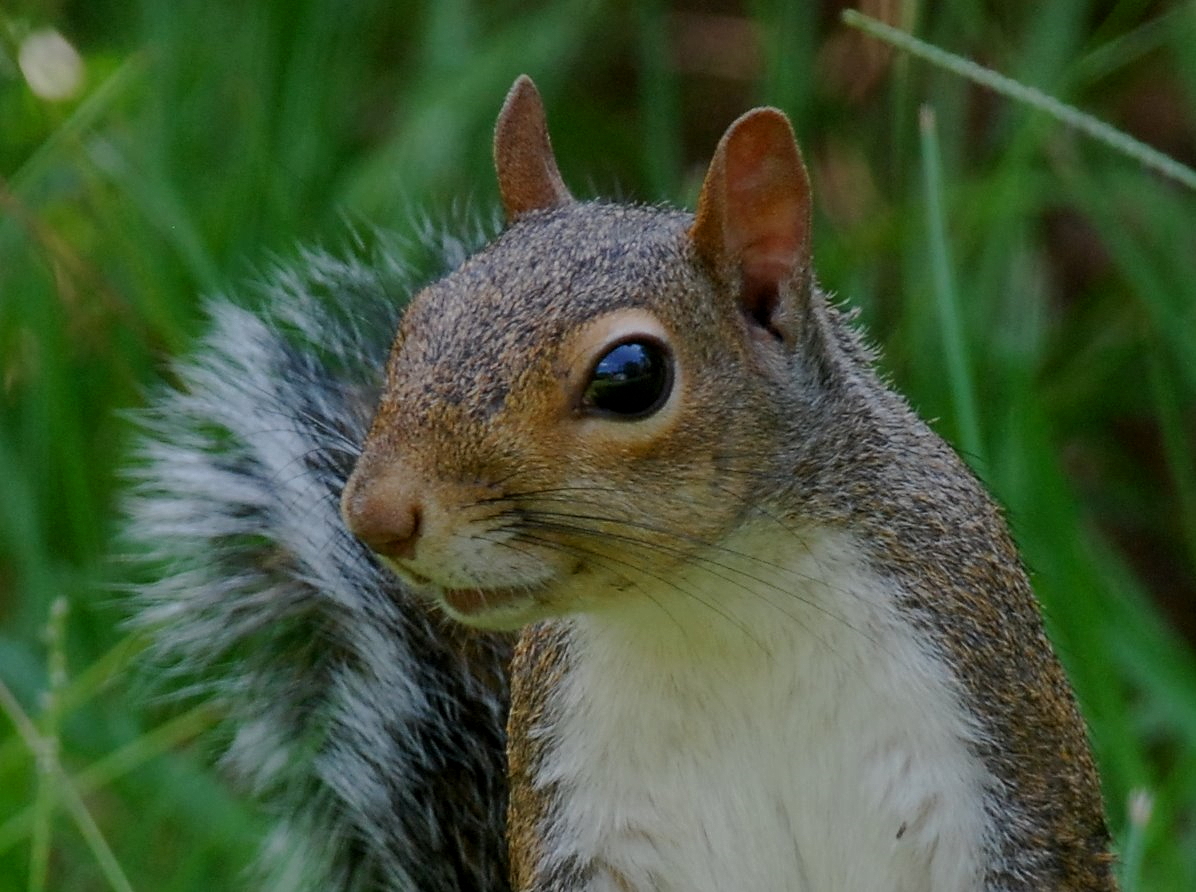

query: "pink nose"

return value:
[341, 476, 424, 560]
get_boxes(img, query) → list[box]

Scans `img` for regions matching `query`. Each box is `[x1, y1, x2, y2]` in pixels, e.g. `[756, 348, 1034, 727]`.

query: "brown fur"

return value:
[343, 77, 1118, 890]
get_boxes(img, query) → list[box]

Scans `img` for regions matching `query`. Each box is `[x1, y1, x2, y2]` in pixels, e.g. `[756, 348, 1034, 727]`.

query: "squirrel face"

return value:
[341, 77, 817, 629]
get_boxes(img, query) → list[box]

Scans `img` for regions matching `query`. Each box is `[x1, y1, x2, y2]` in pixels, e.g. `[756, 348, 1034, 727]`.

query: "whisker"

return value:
[510, 529, 768, 653]
[509, 518, 799, 653]
[476, 533, 693, 643]
[509, 504, 881, 651]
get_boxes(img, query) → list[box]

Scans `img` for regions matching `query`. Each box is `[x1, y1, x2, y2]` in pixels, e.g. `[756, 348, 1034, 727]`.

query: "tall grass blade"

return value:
[917, 105, 984, 465]
[842, 9, 1196, 193]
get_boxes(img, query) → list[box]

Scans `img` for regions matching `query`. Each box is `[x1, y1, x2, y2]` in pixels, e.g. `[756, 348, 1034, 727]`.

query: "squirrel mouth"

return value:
[385, 560, 556, 623]
[441, 586, 493, 615]
[439, 584, 540, 620]
[389, 561, 579, 625]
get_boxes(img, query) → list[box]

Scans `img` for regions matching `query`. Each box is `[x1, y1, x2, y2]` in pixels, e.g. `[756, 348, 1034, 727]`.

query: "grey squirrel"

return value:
[130, 76, 1116, 890]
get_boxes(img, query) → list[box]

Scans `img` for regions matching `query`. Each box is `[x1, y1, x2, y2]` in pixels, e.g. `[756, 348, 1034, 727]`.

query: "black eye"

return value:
[582, 339, 673, 418]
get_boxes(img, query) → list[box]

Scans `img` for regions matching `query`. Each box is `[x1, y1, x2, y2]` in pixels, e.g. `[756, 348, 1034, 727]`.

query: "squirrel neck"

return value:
[507, 523, 994, 891]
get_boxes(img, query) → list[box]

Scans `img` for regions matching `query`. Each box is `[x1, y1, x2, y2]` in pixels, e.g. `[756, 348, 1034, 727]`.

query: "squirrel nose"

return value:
[341, 475, 424, 561]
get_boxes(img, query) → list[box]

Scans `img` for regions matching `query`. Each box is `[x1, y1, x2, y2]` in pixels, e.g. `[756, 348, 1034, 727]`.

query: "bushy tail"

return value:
[125, 234, 513, 892]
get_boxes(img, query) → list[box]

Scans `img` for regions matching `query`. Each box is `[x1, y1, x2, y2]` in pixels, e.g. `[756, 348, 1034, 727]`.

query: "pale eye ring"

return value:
[582, 337, 673, 419]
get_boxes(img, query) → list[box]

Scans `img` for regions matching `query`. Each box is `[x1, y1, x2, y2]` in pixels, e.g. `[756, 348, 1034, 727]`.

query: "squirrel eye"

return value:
[582, 339, 673, 418]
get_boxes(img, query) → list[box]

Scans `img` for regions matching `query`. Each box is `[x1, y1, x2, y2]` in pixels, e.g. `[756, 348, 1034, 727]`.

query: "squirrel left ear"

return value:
[690, 108, 812, 342]
[494, 75, 573, 221]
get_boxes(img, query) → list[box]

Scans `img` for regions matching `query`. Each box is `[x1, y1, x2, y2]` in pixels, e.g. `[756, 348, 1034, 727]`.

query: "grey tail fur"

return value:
[124, 230, 513, 892]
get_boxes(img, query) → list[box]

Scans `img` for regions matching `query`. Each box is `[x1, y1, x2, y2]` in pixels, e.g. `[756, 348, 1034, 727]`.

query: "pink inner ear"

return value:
[723, 119, 811, 293]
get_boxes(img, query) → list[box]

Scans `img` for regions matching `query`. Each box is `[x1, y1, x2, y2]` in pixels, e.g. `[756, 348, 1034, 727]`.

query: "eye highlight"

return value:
[582, 338, 673, 419]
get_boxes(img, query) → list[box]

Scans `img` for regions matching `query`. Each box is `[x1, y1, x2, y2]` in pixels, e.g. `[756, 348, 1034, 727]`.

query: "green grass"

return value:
[1, 1, 1194, 889]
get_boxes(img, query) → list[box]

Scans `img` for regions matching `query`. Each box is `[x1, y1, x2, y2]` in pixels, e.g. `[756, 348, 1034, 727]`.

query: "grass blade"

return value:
[842, 9, 1196, 193]
[917, 105, 983, 465]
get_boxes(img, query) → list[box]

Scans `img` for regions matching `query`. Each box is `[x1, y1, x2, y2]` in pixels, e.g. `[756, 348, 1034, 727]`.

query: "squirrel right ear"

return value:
[690, 109, 812, 343]
[494, 75, 573, 220]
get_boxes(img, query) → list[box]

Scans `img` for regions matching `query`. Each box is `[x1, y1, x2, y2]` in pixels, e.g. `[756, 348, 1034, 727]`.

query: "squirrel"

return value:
[130, 75, 1117, 891]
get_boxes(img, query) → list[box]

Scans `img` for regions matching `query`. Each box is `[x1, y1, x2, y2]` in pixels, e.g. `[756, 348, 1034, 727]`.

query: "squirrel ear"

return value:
[494, 75, 573, 220]
[690, 108, 812, 341]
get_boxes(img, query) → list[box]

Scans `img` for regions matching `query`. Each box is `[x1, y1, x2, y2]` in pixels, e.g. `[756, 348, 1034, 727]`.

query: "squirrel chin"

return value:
[437, 586, 549, 630]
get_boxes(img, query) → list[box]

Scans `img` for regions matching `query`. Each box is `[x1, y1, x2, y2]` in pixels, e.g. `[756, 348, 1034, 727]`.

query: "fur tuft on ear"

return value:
[493, 75, 573, 221]
[690, 108, 812, 341]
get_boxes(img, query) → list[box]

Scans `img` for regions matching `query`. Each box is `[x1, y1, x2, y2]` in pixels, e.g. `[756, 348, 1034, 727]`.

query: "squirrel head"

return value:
[341, 75, 823, 629]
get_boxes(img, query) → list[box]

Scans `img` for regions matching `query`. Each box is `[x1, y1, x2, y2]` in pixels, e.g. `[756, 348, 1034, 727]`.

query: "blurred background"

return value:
[1, 0, 1194, 889]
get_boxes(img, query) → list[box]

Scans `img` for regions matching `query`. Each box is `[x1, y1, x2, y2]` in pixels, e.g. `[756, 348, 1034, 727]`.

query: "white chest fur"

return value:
[533, 527, 993, 892]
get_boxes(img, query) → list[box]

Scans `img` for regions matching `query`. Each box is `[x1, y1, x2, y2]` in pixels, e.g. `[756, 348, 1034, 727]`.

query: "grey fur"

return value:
[124, 229, 513, 892]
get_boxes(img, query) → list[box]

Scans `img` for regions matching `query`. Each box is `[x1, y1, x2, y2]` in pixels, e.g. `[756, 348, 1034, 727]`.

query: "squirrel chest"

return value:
[507, 527, 990, 891]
